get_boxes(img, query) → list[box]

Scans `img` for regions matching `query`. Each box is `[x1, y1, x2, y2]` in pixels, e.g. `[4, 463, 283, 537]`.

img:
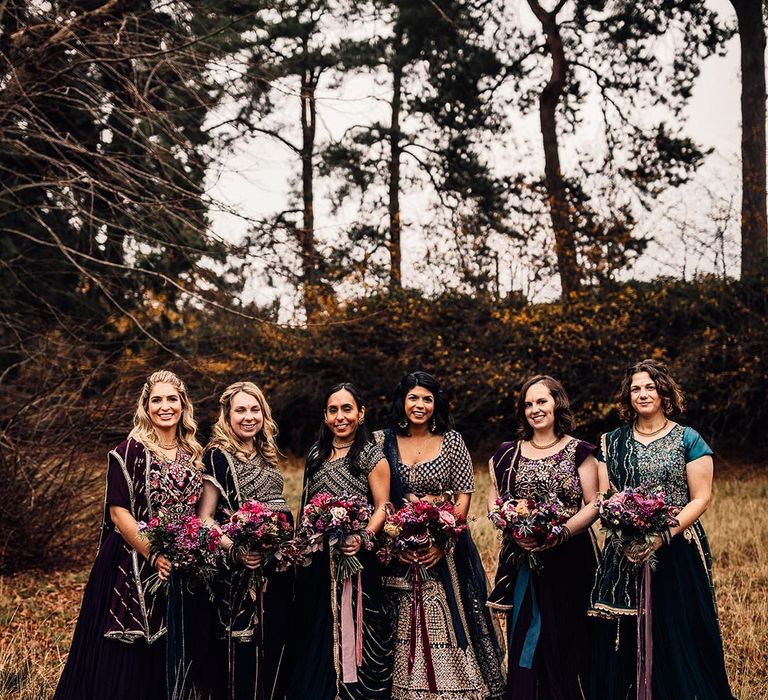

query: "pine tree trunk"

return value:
[731, 0, 767, 279]
[388, 29, 404, 292]
[300, 66, 318, 319]
[529, 0, 581, 297]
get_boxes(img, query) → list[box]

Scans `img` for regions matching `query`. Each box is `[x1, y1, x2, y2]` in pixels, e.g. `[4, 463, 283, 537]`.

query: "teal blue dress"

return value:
[588, 424, 734, 700]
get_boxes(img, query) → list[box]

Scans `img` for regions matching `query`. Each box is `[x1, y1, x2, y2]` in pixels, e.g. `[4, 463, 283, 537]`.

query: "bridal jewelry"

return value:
[634, 418, 669, 437]
[530, 436, 560, 449]
[158, 440, 178, 450]
[332, 438, 354, 449]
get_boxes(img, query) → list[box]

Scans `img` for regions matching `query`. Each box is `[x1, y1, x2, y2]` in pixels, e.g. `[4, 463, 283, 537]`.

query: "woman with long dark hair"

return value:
[198, 381, 293, 700]
[377, 370, 505, 700]
[589, 359, 734, 699]
[285, 382, 394, 700]
[487, 374, 599, 699]
[54, 370, 211, 700]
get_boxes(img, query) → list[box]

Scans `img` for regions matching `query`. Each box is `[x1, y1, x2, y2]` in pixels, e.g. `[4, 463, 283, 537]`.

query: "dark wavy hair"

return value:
[515, 375, 574, 440]
[306, 382, 372, 477]
[617, 359, 686, 422]
[387, 371, 454, 436]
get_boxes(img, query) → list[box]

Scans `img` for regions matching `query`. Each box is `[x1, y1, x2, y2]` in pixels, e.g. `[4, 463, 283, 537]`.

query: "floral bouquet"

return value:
[221, 500, 297, 591]
[377, 498, 467, 578]
[487, 495, 569, 571]
[377, 498, 466, 692]
[138, 511, 223, 596]
[595, 483, 679, 568]
[295, 492, 373, 581]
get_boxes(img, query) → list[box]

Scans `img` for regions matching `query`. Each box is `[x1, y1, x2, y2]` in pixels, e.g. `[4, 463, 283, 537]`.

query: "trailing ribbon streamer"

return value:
[408, 565, 438, 692]
[356, 571, 364, 666]
[341, 576, 358, 683]
[636, 561, 653, 700]
[510, 558, 542, 669]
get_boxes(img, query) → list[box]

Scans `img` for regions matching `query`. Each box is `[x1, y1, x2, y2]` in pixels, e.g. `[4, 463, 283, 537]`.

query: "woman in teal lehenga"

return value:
[589, 359, 734, 700]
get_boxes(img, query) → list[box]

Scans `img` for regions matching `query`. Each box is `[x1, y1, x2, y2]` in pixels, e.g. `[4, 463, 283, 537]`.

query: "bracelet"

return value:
[227, 546, 240, 566]
[558, 525, 572, 545]
[660, 528, 672, 546]
[360, 528, 377, 551]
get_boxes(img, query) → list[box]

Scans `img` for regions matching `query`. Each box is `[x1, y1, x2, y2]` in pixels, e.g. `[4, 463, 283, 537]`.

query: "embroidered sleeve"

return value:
[446, 431, 475, 493]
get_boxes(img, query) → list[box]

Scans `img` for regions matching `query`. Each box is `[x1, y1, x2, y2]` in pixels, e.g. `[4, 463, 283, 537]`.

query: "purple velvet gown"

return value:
[53, 438, 208, 700]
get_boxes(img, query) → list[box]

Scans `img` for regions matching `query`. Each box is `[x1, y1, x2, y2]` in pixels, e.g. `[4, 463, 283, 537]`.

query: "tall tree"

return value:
[321, 0, 510, 293]
[503, 0, 731, 296]
[729, 0, 767, 279]
[222, 0, 339, 319]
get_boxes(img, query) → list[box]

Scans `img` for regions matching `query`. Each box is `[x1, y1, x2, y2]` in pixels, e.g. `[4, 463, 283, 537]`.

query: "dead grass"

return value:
[1, 460, 765, 699]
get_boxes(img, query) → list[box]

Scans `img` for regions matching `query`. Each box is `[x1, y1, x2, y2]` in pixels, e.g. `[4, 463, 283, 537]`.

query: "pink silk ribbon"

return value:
[408, 565, 438, 692]
[636, 561, 653, 700]
[341, 576, 358, 683]
[356, 571, 364, 666]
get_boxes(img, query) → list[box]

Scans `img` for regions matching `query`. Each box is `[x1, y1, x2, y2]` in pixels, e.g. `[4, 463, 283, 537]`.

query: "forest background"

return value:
[0, 1, 766, 698]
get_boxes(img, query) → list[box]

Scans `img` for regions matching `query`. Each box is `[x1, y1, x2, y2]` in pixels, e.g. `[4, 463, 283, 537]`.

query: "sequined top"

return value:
[599, 424, 713, 508]
[390, 430, 475, 497]
[232, 454, 287, 509]
[147, 449, 203, 518]
[513, 438, 596, 515]
[306, 441, 384, 500]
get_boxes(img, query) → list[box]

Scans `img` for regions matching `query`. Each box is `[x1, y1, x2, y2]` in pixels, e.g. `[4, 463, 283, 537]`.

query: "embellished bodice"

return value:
[614, 425, 690, 508]
[514, 439, 584, 515]
[306, 442, 383, 500]
[231, 454, 287, 510]
[147, 449, 203, 518]
[391, 430, 475, 497]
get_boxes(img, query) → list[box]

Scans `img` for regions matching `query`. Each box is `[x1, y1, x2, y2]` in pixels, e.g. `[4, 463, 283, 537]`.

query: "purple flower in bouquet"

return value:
[595, 483, 679, 567]
[138, 511, 223, 596]
[294, 492, 373, 581]
[487, 495, 569, 571]
[377, 499, 467, 579]
[221, 500, 297, 590]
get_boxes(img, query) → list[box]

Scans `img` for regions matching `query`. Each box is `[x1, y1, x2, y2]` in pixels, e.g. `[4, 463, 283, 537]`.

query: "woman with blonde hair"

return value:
[54, 369, 212, 700]
[199, 381, 293, 700]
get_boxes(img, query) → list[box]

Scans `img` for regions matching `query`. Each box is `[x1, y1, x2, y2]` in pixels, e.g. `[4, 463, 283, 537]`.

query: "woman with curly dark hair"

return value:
[589, 359, 734, 700]
[376, 370, 505, 700]
[487, 375, 600, 699]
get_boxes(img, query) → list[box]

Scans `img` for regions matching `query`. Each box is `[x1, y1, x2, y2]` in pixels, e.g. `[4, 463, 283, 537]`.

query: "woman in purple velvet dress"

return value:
[487, 375, 600, 700]
[54, 370, 208, 700]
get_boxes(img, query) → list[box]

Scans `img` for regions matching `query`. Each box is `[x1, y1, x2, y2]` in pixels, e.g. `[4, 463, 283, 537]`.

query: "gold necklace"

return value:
[332, 438, 354, 449]
[634, 418, 669, 437]
[530, 436, 560, 450]
[159, 440, 178, 450]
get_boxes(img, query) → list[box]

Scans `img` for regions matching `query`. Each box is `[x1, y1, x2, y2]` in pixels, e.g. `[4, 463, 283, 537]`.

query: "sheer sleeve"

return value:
[683, 427, 714, 462]
[445, 431, 475, 493]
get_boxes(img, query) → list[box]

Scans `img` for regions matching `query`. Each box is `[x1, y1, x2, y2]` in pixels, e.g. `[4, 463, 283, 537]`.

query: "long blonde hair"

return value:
[207, 381, 280, 467]
[128, 370, 204, 469]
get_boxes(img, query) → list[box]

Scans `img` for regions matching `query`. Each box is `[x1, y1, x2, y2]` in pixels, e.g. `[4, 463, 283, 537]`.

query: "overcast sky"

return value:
[206, 0, 748, 312]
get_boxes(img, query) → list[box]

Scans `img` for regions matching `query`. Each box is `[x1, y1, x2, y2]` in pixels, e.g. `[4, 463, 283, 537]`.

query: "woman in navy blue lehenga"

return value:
[377, 371, 505, 700]
[284, 382, 394, 700]
[54, 370, 212, 700]
[589, 359, 734, 700]
[199, 381, 293, 700]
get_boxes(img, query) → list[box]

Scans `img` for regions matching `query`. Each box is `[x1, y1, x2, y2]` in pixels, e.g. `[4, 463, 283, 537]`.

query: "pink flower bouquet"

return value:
[595, 483, 679, 567]
[221, 500, 297, 590]
[295, 492, 373, 581]
[138, 511, 223, 595]
[377, 498, 467, 577]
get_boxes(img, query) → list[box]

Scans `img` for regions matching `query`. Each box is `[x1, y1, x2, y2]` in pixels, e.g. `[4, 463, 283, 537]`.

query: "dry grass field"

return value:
[1, 459, 766, 699]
